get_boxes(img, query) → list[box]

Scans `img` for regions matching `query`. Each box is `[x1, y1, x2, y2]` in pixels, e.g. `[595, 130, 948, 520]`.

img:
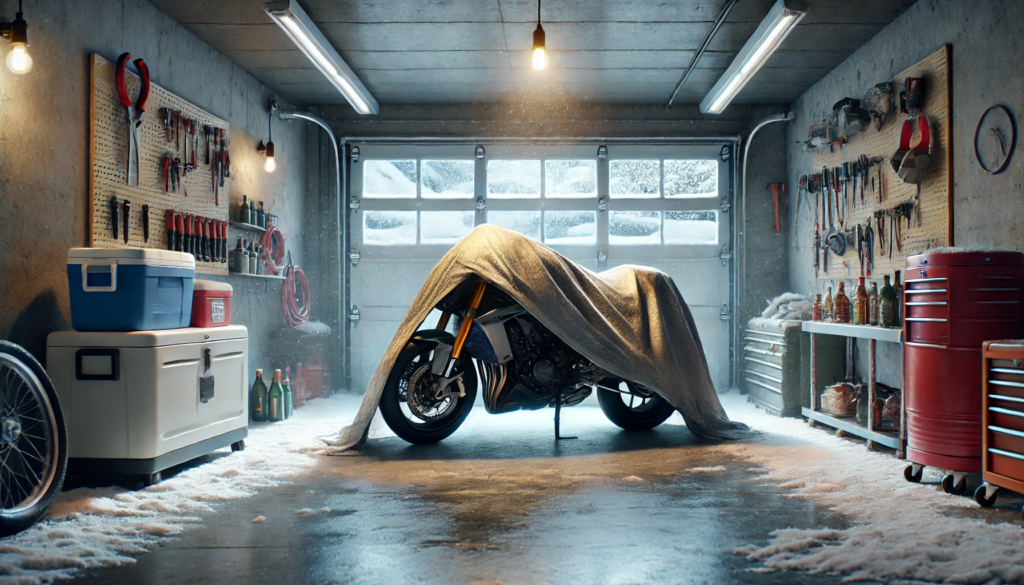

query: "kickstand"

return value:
[554, 391, 577, 440]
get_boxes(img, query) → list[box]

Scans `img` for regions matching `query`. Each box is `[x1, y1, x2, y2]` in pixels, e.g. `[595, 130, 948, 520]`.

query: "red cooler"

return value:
[190, 280, 233, 328]
[903, 250, 1024, 494]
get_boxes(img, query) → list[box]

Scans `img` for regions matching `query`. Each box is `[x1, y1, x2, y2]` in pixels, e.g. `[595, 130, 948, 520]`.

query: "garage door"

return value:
[347, 141, 733, 393]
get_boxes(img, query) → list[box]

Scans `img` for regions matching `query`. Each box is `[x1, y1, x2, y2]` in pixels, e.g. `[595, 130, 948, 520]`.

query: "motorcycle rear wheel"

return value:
[379, 342, 478, 445]
[597, 378, 675, 431]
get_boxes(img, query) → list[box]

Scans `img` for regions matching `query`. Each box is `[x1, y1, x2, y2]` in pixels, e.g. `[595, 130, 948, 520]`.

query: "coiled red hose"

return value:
[281, 253, 310, 327]
[260, 226, 285, 276]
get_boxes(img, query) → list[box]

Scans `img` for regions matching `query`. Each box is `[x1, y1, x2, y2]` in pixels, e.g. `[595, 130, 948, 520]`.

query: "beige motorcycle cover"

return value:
[331, 225, 752, 450]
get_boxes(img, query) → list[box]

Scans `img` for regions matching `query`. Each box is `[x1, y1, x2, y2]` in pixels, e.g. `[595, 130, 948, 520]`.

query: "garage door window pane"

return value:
[421, 160, 475, 199]
[487, 160, 541, 198]
[545, 160, 597, 198]
[664, 211, 718, 245]
[421, 211, 475, 243]
[610, 211, 661, 245]
[544, 211, 596, 245]
[363, 211, 417, 245]
[363, 160, 417, 198]
[610, 160, 660, 198]
[664, 160, 717, 198]
[488, 211, 541, 241]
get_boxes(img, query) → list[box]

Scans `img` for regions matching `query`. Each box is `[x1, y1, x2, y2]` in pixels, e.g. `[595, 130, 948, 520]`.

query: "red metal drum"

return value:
[904, 251, 1024, 475]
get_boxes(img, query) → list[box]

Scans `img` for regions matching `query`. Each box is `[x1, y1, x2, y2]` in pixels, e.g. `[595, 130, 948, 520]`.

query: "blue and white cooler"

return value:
[67, 248, 195, 331]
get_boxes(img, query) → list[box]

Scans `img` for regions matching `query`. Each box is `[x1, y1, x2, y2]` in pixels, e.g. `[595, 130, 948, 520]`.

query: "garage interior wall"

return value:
[302, 101, 791, 392]
[0, 0, 308, 371]
[787, 0, 1024, 387]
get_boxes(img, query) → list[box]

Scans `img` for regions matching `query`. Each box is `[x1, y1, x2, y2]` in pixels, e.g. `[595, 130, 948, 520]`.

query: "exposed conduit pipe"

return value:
[665, 0, 739, 109]
[733, 110, 793, 387]
[278, 109, 347, 391]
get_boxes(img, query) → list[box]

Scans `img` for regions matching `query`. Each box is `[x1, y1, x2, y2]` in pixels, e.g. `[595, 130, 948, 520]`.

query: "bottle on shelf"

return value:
[248, 242, 257, 274]
[250, 369, 268, 422]
[868, 281, 879, 326]
[823, 286, 834, 323]
[879, 275, 896, 327]
[257, 201, 266, 228]
[853, 276, 868, 325]
[894, 270, 903, 325]
[812, 294, 822, 321]
[256, 245, 265, 276]
[283, 368, 294, 419]
[240, 239, 250, 274]
[230, 238, 244, 273]
[239, 195, 250, 224]
[268, 369, 285, 422]
[834, 281, 851, 323]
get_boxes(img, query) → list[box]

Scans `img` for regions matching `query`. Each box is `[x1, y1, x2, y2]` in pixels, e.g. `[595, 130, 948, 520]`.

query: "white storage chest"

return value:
[46, 326, 248, 479]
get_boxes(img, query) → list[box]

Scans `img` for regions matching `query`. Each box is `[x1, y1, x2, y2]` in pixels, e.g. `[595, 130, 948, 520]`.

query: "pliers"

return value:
[116, 52, 151, 186]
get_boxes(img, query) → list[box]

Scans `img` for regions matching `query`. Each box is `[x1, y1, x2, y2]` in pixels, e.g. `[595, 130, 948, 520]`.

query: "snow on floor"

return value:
[0, 394, 362, 584]
[717, 392, 1024, 585]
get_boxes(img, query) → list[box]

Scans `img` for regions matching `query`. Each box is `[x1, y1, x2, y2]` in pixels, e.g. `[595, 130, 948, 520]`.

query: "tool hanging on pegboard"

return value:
[767, 182, 784, 235]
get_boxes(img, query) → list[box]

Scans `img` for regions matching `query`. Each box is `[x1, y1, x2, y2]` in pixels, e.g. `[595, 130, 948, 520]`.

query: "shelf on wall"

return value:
[802, 321, 903, 343]
[801, 408, 903, 450]
[228, 271, 284, 280]
[229, 220, 266, 233]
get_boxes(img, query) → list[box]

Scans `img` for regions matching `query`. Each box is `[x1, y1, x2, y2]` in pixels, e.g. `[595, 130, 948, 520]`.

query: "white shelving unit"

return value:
[802, 321, 906, 456]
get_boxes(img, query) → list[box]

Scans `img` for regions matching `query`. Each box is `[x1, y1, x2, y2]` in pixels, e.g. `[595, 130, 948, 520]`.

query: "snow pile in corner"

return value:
[718, 393, 1024, 584]
[0, 394, 361, 584]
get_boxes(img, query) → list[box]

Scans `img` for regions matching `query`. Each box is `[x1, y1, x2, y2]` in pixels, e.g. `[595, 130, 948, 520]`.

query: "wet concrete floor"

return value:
[75, 406, 861, 585]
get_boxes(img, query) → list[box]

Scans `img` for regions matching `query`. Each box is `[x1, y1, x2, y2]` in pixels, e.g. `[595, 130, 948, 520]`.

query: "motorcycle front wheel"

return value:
[379, 340, 478, 445]
[597, 378, 676, 431]
[0, 340, 68, 537]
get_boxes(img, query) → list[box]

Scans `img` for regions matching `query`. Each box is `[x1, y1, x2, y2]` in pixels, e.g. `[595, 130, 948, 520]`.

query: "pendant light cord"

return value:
[268, 110, 272, 142]
[537, 0, 541, 24]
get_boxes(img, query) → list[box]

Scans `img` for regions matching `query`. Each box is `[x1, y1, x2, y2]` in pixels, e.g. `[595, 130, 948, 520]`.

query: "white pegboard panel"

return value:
[89, 53, 229, 274]
[811, 46, 952, 280]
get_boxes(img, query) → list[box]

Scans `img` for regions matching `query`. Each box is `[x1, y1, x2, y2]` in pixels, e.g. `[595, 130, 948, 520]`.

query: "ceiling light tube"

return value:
[699, 0, 806, 115]
[265, 0, 379, 115]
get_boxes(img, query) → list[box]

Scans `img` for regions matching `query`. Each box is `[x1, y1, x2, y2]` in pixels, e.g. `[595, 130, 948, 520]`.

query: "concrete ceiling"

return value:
[150, 0, 917, 109]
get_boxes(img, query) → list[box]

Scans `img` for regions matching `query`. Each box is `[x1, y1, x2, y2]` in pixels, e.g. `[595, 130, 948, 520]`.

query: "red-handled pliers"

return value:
[115, 52, 151, 186]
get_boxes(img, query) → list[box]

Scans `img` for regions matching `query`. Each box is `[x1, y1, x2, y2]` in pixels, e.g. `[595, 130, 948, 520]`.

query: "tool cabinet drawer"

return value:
[742, 323, 802, 417]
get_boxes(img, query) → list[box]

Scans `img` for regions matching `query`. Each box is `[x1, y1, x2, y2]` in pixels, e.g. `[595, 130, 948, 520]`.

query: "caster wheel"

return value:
[974, 484, 998, 508]
[903, 464, 923, 483]
[941, 474, 967, 496]
[231, 440, 245, 452]
[836, 429, 846, 438]
[143, 471, 162, 487]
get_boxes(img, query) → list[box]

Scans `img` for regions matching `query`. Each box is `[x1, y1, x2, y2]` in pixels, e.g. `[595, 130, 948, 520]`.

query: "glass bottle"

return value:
[268, 369, 285, 422]
[853, 277, 868, 325]
[250, 369, 268, 422]
[894, 270, 903, 325]
[813, 294, 822, 321]
[231, 238, 244, 273]
[248, 242, 257, 274]
[283, 369, 293, 419]
[834, 281, 851, 323]
[823, 287, 834, 323]
[257, 201, 266, 228]
[240, 195, 250, 224]
[868, 282, 879, 326]
[879, 275, 896, 327]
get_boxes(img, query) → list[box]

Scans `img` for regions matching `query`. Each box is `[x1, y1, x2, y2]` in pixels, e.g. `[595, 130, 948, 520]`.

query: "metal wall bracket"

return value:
[719, 303, 732, 321]
[476, 197, 487, 212]
[350, 145, 360, 163]
[349, 245, 360, 266]
[475, 144, 486, 159]
[349, 305, 361, 322]
[720, 145, 731, 162]
[719, 244, 733, 266]
[350, 196, 360, 213]
[597, 196, 607, 212]
[720, 195, 731, 214]
[598, 249, 608, 266]
[597, 145, 608, 160]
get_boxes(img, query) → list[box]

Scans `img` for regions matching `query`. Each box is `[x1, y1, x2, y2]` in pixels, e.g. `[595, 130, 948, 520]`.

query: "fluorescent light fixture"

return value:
[265, 0, 379, 115]
[699, 0, 806, 115]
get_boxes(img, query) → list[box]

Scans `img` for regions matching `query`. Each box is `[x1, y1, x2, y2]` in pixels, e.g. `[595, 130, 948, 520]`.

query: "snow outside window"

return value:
[610, 160, 660, 198]
[421, 211, 475, 244]
[362, 160, 417, 198]
[544, 211, 596, 245]
[488, 211, 541, 241]
[421, 160, 475, 199]
[610, 211, 661, 245]
[487, 160, 541, 198]
[664, 211, 718, 245]
[545, 160, 597, 198]
[664, 160, 717, 198]
[363, 211, 417, 245]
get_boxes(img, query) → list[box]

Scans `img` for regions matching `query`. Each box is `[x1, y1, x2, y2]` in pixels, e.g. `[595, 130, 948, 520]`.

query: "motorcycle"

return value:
[379, 279, 677, 444]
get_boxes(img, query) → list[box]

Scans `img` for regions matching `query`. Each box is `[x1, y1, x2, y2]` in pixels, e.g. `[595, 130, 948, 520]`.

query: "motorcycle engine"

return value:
[506, 315, 578, 397]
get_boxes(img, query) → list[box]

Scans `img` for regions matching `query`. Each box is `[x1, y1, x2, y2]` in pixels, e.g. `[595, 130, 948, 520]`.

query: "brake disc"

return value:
[406, 363, 460, 422]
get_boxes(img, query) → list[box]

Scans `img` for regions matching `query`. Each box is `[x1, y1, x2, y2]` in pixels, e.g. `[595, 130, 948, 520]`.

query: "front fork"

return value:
[432, 281, 488, 399]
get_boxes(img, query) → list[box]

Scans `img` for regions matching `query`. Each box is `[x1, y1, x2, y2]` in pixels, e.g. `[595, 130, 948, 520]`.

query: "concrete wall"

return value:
[786, 0, 1024, 387]
[0, 0, 307, 376]
[313, 101, 792, 389]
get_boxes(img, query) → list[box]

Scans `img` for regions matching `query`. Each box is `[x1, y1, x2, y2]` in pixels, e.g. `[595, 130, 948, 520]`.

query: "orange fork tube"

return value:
[451, 281, 488, 359]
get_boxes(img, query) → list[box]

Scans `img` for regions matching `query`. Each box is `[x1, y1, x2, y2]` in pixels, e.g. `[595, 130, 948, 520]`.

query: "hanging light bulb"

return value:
[264, 141, 276, 173]
[532, 0, 546, 70]
[2, 5, 31, 75]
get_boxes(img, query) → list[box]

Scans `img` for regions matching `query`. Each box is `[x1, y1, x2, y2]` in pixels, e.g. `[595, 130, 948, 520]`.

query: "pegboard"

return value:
[89, 53, 229, 274]
[811, 45, 952, 280]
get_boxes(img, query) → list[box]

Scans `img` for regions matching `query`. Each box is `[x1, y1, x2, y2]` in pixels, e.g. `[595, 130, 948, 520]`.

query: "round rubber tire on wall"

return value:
[0, 340, 68, 538]
[379, 342, 478, 445]
[596, 381, 676, 431]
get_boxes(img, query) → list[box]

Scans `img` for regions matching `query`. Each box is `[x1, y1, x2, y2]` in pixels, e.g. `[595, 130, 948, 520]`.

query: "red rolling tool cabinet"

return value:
[975, 341, 1024, 515]
[902, 251, 1024, 495]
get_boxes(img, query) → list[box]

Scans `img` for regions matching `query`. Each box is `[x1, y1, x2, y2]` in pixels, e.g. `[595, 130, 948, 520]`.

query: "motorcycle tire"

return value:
[596, 379, 676, 431]
[0, 340, 68, 537]
[379, 341, 478, 445]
